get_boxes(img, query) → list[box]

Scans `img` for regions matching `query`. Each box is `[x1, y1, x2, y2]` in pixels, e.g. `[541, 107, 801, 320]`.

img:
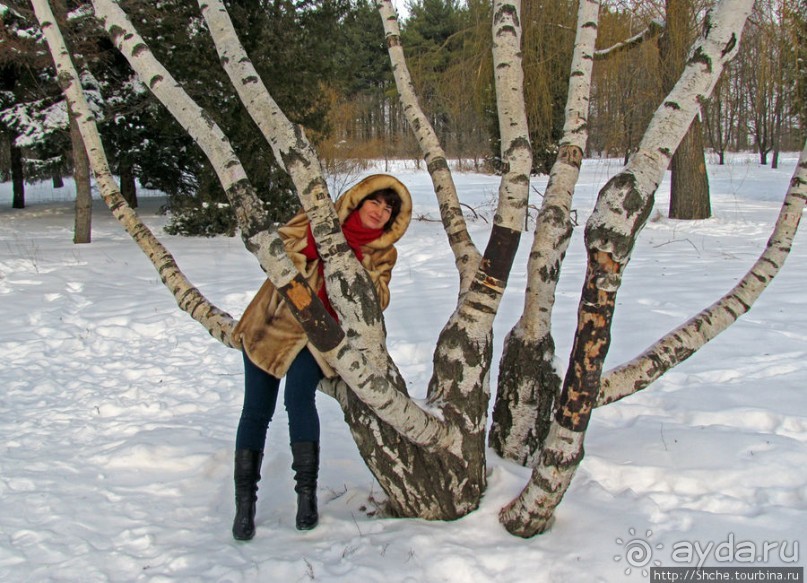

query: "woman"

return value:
[231, 174, 412, 540]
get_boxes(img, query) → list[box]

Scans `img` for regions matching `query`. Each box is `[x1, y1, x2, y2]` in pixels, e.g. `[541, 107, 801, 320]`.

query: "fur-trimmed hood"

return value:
[333, 174, 412, 248]
[234, 174, 412, 379]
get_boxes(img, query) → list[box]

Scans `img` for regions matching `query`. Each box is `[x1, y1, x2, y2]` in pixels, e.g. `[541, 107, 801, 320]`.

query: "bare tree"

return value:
[702, 65, 739, 165]
[30, 0, 804, 539]
[69, 104, 92, 244]
[660, 0, 712, 220]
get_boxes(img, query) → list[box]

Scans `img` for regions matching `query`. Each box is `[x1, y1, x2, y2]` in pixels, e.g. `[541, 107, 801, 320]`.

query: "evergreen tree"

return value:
[402, 0, 466, 147]
[113, 0, 347, 236]
[1, 1, 63, 207]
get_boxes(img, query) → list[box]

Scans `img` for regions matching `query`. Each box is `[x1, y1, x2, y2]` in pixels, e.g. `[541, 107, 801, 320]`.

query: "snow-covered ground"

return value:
[1, 154, 804, 582]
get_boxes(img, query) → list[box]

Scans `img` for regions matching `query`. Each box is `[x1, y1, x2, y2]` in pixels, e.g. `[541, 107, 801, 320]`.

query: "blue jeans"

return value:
[235, 347, 323, 451]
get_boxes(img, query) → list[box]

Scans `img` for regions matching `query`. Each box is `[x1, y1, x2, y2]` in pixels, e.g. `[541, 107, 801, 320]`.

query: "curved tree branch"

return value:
[88, 0, 453, 450]
[30, 0, 237, 348]
[376, 0, 482, 292]
[598, 140, 807, 406]
[196, 0, 380, 341]
[594, 19, 665, 61]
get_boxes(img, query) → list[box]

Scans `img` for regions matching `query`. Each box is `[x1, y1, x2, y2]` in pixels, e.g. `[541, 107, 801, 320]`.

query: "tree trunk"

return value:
[500, 0, 755, 537]
[328, 0, 530, 518]
[376, 0, 481, 292]
[661, 0, 712, 220]
[771, 99, 783, 169]
[52, 172, 64, 188]
[71, 107, 92, 244]
[120, 162, 138, 208]
[11, 143, 24, 209]
[490, 0, 599, 465]
[669, 117, 711, 219]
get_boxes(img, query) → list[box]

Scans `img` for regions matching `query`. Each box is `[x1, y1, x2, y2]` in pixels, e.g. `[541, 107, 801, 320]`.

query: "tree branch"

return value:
[501, 0, 756, 537]
[594, 19, 665, 61]
[30, 0, 238, 348]
[425, 0, 533, 437]
[376, 0, 482, 292]
[196, 0, 373, 329]
[89, 0, 452, 449]
[597, 139, 807, 406]
[490, 0, 600, 465]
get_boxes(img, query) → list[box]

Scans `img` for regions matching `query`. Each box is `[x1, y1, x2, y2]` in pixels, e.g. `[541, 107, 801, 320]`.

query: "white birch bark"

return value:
[426, 0, 531, 439]
[490, 1, 532, 232]
[30, 0, 237, 347]
[376, 0, 481, 291]
[89, 0, 287, 277]
[500, 0, 755, 537]
[90, 0, 454, 452]
[598, 140, 807, 406]
[197, 0, 384, 354]
[490, 0, 600, 464]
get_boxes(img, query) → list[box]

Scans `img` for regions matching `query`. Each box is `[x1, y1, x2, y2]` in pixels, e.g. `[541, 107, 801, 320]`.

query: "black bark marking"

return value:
[505, 137, 531, 157]
[426, 157, 449, 174]
[132, 43, 148, 57]
[586, 172, 652, 258]
[496, 25, 518, 38]
[622, 186, 644, 216]
[494, 4, 520, 28]
[721, 33, 737, 57]
[558, 144, 583, 169]
[490, 333, 561, 463]
[482, 224, 521, 283]
[688, 47, 712, 71]
[56, 71, 73, 91]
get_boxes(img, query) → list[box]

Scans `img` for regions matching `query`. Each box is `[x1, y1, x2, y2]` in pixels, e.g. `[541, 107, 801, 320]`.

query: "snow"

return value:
[1, 154, 804, 582]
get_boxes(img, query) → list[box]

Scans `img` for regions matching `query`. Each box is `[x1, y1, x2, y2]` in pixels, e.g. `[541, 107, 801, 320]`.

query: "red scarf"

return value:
[302, 211, 384, 320]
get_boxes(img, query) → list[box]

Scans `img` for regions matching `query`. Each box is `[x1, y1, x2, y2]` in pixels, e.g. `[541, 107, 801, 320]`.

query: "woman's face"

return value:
[357, 196, 393, 230]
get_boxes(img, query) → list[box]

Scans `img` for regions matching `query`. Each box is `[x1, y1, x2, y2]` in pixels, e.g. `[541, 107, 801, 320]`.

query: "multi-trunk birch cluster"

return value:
[30, 0, 805, 537]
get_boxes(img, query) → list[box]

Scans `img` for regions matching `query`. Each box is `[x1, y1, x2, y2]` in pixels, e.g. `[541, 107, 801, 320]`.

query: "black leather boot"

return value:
[290, 441, 319, 530]
[232, 449, 263, 541]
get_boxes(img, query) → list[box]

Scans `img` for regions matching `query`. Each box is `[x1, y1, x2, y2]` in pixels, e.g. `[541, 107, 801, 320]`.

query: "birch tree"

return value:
[30, 0, 805, 538]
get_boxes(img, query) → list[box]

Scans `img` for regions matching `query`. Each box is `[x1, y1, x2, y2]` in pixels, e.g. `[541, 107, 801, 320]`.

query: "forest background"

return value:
[1, 0, 805, 236]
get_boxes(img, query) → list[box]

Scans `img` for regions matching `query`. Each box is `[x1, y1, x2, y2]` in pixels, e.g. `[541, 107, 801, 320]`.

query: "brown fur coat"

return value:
[233, 174, 412, 378]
